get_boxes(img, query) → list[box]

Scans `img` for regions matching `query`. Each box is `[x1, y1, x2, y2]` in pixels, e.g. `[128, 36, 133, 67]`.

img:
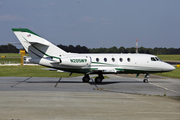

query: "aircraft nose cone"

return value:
[170, 65, 176, 71]
[165, 64, 175, 71]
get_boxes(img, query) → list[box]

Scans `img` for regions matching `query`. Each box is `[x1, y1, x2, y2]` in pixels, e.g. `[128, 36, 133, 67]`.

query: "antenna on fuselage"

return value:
[136, 39, 138, 53]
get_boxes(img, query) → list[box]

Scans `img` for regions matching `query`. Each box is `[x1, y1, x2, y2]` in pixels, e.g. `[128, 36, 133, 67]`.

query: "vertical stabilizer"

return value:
[12, 28, 67, 59]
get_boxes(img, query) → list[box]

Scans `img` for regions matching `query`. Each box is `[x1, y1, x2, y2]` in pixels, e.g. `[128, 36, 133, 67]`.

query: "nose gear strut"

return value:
[143, 73, 149, 83]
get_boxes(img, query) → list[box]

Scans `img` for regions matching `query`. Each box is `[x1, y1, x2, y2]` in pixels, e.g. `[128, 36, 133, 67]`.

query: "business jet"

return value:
[12, 28, 175, 83]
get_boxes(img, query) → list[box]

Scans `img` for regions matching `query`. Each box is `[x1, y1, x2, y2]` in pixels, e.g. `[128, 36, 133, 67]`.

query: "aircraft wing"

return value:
[90, 68, 124, 74]
[41, 68, 69, 73]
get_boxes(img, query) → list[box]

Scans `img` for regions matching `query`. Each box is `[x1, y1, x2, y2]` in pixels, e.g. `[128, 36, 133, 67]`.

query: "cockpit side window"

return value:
[151, 57, 156, 61]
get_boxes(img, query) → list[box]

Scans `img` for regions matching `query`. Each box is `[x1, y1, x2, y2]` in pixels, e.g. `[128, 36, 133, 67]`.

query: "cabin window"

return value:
[127, 58, 131, 62]
[151, 57, 156, 61]
[104, 58, 107, 62]
[112, 58, 115, 62]
[119, 58, 123, 62]
[96, 58, 99, 62]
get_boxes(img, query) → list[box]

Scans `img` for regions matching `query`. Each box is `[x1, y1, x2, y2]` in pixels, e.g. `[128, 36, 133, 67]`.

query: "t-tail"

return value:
[12, 28, 67, 63]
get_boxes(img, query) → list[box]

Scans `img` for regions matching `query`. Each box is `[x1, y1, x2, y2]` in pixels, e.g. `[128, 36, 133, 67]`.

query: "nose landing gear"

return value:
[143, 73, 149, 83]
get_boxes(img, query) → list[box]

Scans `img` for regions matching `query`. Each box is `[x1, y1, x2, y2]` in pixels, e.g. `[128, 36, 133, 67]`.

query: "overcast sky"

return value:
[0, 0, 180, 49]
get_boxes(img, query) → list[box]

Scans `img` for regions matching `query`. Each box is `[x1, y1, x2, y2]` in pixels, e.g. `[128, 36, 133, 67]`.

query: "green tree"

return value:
[118, 46, 125, 53]
[0, 44, 19, 53]
[106, 46, 118, 53]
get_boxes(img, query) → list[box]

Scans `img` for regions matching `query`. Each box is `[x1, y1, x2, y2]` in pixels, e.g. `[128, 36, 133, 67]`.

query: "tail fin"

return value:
[12, 28, 67, 59]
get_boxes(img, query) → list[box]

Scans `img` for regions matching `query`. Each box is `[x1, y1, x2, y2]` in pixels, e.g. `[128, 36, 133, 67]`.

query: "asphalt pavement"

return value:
[0, 74, 179, 120]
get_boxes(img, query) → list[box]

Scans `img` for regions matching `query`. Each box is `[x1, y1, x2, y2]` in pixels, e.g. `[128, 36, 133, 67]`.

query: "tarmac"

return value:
[0, 74, 179, 120]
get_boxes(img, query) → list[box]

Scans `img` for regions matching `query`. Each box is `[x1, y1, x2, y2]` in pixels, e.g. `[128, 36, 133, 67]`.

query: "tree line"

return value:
[89, 46, 180, 54]
[0, 44, 180, 54]
[57, 44, 180, 54]
[0, 44, 19, 53]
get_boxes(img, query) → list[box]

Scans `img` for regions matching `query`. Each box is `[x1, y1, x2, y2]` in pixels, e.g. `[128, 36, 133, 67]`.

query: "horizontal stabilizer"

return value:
[41, 68, 69, 73]
[28, 41, 49, 46]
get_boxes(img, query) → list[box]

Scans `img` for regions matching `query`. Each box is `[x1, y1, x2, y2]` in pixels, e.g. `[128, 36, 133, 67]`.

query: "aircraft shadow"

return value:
[14, 80, 142, 85]
[14, 79, 169, 84]
[89, 81, 143, 85]
[26, 81, 83, 83]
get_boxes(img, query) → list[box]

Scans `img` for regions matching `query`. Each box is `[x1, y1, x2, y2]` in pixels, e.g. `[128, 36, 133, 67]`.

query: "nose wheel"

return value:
[143, 79, 148, 83]
[143, 73, 149, 83]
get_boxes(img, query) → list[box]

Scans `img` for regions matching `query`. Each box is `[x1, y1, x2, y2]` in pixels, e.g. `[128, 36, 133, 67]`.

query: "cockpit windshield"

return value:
[151, 57, 162, 61]
[155, 57, 162, 61]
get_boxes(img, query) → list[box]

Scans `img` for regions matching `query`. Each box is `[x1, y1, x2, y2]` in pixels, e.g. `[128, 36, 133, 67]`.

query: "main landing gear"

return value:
[95, 73, 104, 84]
[82, 73, 104, 84]
[143, 73, 149, 83]
[82, 74, 90, 83]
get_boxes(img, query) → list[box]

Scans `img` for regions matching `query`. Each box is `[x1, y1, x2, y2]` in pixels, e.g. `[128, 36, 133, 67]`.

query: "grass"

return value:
[0, 53, 29, 64]
[0, 58, 21, 64]
[0, 53, 179, 78]
[157, 55, 180, 61]
[155, 67, 180, 79]
[0, 66, 83, 77]
[1, 65, 179, 79]
[0, 53, 21, 58]
[0, 53, 21, 64]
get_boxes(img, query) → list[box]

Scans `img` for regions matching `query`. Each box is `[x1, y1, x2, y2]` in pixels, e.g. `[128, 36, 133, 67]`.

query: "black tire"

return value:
[95, 77, 102, 83]
[143, 79, 148, 83]
[82, 77, 89, 83]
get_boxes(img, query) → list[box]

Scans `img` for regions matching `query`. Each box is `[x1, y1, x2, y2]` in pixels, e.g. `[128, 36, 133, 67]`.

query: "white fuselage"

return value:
[12, 28, 175, 75]
[36, 53, 175, 74]
[12, 28, 176, 83]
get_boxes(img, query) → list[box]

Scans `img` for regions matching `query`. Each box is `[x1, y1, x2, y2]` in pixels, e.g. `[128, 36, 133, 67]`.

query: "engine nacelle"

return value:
[59, 56, 91, 67]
